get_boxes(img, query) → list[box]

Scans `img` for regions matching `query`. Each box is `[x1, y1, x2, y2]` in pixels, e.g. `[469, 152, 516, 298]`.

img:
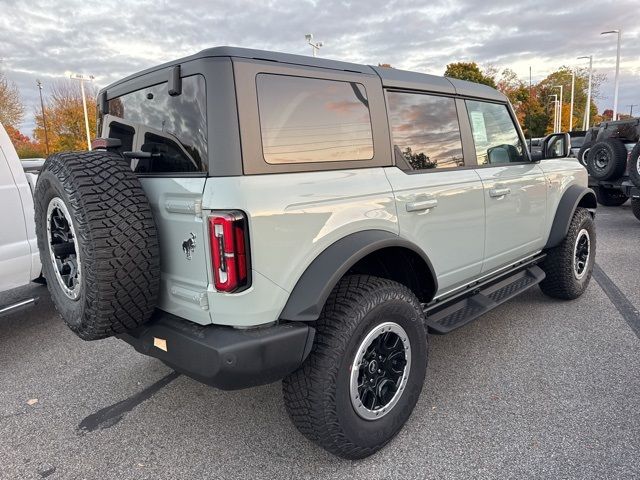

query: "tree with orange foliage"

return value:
[33, 80, 98, 153]
[5, 125, 46, 158]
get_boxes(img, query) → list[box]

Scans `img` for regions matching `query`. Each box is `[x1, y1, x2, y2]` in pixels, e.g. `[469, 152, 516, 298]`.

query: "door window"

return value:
[465, 100, 525, 165]
[387, 92, 464, 171]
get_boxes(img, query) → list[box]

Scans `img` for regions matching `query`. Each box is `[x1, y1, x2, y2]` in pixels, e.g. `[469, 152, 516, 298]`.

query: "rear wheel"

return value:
[594, 186, 628, 206]
[586, 139, 628, 181]
[539, 207, 595, 300]
[629, 142, 640, 188]
[283, 275, 427, 459]
[34, 151, 160, 340]
[632, 198, 640, 222]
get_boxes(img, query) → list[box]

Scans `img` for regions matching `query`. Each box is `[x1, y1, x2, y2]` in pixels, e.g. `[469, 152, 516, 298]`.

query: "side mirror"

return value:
[542, 133, 570, 159]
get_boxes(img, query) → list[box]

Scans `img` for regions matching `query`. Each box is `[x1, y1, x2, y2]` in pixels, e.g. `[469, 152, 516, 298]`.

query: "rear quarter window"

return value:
[256, 74, 374, 164]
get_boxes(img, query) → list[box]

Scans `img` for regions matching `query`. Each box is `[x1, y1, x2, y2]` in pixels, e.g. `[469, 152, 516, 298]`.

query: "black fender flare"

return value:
[545, 185, 597, 249]
[279, 230, 437, 322]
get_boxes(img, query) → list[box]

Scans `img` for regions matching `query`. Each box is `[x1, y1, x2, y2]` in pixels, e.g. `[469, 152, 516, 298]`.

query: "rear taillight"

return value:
[209, 211, 249, 293]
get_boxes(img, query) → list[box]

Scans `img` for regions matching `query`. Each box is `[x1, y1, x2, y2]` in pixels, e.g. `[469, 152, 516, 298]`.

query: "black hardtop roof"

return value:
[101, 46, 506, 102]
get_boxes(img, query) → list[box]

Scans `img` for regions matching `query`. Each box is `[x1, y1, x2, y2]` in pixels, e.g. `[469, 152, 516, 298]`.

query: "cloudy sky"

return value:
[1, 0, 638, 134]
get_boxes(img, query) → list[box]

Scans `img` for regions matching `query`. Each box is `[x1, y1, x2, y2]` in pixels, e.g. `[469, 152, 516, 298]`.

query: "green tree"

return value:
[444, 62, 497, 88]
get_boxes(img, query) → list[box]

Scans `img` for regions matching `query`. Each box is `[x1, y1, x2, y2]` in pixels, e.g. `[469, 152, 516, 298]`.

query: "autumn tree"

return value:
[444, 62, 497, 88]
[0, 72, 24, 127]
[537, 66, 605, 133]
[33, 79, 98, 153]
[5, 125, 45, 158]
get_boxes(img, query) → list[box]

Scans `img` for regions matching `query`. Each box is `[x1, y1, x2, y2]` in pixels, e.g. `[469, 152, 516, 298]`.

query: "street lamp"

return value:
[549, 94, 558, 133]
[305, 33, 323, 57]
[577, 56, 593, 129]
[69, 73, 94, 150]
[36, 79, 50, 155]
[553, 85, 563, 131]
[569, 70, 575, 131]
[601, 29, 621, 121]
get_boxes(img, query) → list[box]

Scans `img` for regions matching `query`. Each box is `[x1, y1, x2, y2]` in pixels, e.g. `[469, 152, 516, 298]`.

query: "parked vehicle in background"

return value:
[568, 131, 587, 159]
[0, 123, 42, 316]
[578, 118, 640, 221]
[34, 47, 597, 459]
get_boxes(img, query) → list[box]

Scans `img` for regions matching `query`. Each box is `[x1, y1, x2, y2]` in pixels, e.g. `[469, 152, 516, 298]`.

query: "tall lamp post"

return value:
[569, 70, 575, 131]
[550, 94, 558, 133]
[601, 29, 621, 121]
[553, 85, 564, 131]
[69, 73, 94, 150]
[578, 55, 593, 129]
[36, 79, 50, 155]
[305, 33, 323, 57]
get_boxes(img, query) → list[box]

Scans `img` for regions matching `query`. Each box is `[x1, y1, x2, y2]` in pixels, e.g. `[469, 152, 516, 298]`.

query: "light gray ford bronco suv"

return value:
[34, 47, 597, 459]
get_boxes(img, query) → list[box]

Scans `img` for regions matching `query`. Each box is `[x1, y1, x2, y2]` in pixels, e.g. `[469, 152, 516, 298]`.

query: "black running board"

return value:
[424, 265, 545, 334]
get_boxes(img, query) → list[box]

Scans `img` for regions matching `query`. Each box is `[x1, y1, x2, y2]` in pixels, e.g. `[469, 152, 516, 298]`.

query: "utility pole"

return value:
[69, 73, 94, 150]
[578, 56, 593, 129]
[36, 80, 50, 155]
[569, 70, 575, 131]
[305, 33, 323, 57]
[601, 29, 621, 120]
[628, 104, 637, 117]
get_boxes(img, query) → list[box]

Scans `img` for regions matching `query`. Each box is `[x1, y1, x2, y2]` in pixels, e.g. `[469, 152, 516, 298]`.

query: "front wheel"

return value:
[539, 207, 596, 300]
[282, 275, 427, 459]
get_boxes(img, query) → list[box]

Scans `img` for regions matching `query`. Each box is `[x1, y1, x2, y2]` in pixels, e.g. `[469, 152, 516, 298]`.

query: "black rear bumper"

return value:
[117, 311, 315, 390]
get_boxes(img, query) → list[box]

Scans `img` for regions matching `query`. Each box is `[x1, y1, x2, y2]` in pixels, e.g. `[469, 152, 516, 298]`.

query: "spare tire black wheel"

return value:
[34, 151, 160, 340]
[576, 141, 592, 167]
[586, 139, 628, 181]
[629, 142, 640, 188]
[594, 186, 628, 206]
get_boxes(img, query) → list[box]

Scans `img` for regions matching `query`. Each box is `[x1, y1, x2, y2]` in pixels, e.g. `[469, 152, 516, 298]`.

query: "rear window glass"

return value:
[256, 74, 374, 164]
[105, 74, 207, 173]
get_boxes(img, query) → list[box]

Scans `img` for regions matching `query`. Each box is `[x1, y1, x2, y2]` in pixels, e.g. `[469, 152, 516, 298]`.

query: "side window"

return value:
[104, 75, 207, 174]
[465, 100, 525, 165]
[387, 92, 464, 170]
[256, 74, 374, 164]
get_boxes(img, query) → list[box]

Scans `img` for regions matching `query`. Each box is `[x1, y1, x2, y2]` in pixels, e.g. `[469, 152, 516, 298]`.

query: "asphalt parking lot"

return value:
[1, 204, 638, 480]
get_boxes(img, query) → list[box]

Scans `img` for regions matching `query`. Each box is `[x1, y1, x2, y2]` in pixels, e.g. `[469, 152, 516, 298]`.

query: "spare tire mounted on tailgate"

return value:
[34, 151, 160, 340]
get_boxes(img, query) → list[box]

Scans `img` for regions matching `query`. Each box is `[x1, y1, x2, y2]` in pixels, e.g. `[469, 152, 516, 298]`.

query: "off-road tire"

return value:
[34, 151, 160, 340]
[629, 142, 640, 188]
[586, 138, 628, 181]
[632, 198, 640, 222]
[594, 186, 628, 206]
[577, 141, 592, 167]
[282, 275, 427, 459]
[539, 207, 595, 300]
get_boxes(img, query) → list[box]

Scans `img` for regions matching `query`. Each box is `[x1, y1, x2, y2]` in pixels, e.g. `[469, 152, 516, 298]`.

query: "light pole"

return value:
[553, 85, 564, 131]
[601, 29, 621, 120]
[305, 33, 323, 57]
[70, 73, 94, 150]
[578, 56, 593, 129]
[36, 79, 50, 155]
[569, 70, 575, 131]
[550, 94, 558, 133]
[628, 104, 637, 117]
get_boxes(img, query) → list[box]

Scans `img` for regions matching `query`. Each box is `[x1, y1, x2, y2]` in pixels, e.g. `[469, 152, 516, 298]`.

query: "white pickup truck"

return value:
[0, 122, 42, 316]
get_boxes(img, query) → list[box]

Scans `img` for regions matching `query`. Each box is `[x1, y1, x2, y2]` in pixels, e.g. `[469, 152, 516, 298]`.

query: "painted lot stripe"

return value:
[593, 263, 640, 338]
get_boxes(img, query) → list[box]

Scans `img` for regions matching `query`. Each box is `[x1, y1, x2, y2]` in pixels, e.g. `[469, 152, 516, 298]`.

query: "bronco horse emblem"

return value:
[182, 233, 196, 260]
